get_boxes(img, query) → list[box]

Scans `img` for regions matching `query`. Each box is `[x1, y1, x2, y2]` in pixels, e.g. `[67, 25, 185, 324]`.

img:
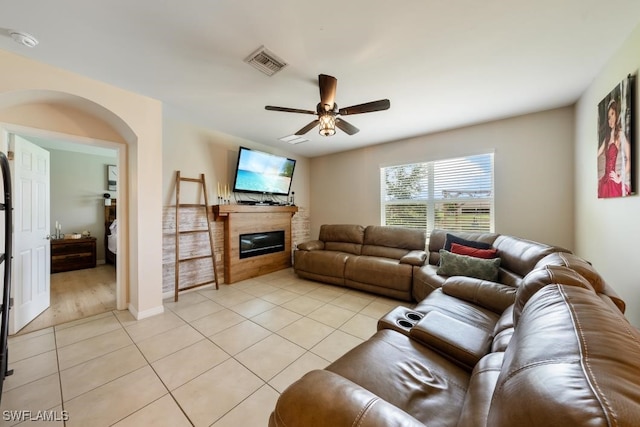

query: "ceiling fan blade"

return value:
[295, 119, 320, 135]
[339, 99, 390, 116]
[265, 106, 316, 114]
[335, 118, 360, 135]
[319, 74, 337, 110]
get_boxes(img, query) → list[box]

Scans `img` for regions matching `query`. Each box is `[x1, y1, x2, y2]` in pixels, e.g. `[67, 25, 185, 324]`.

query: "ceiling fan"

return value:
[265, 74, 390, 137]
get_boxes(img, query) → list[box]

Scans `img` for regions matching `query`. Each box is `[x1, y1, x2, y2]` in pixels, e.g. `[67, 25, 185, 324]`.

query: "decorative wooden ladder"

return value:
[174, 172, 219, 301]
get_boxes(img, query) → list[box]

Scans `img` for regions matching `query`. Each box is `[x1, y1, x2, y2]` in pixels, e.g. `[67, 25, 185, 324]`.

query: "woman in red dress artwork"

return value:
[597, 99, 631, 198]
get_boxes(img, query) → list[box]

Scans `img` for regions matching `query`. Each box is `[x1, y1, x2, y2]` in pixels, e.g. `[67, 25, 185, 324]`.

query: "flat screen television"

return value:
[232, 146, 296, 196]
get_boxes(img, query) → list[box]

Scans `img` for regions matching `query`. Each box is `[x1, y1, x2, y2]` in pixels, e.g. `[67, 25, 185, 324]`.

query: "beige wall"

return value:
[575, 23, 640, 327]
[310, 107, 575, 250]
[162, 117, 310, 209]
[0, 49, 163, 319]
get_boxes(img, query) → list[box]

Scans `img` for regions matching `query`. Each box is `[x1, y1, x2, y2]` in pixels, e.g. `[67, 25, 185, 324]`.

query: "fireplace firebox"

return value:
[239, 230, 285, 259]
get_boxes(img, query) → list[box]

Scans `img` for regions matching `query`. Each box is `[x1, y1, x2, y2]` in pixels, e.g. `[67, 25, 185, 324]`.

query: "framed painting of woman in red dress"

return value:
[597, 75, 635, 199]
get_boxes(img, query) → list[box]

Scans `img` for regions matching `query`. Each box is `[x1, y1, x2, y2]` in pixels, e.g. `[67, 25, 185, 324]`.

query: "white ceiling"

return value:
[2, 1, 640, 158]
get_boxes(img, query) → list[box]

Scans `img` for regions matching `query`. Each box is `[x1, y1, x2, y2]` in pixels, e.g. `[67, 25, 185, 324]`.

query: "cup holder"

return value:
[379, 306, 425, 334]
[405, 312, 423, 322]
[397, 319, 414, 328]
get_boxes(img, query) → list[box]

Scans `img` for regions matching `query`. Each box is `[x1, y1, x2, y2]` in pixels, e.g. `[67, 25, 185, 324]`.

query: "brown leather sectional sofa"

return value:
[272, 227, 640, 426]
[294, 224, 427, 301]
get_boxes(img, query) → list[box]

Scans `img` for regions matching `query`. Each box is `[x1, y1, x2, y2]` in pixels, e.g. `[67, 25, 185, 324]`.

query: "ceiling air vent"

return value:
[244, 46, 287, 76]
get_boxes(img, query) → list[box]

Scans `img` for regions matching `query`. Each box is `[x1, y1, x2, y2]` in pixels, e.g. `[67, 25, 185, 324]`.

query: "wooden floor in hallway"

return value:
[17, 264, 117, 335]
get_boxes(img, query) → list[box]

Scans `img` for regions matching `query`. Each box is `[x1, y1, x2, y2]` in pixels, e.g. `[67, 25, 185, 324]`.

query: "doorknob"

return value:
[45, 234, 51, 240]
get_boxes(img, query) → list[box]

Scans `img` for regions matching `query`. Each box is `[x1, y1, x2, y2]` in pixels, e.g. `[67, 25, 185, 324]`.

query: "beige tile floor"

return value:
[1, 268, 411, 427]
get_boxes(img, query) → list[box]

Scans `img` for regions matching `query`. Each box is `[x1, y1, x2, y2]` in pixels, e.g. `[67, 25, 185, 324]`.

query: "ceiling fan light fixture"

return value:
[318, 113, 336, 136]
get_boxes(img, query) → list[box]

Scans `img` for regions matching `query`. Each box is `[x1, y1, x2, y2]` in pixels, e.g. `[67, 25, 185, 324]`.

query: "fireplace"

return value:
[239, 230, 285, 259]
[213, 204, 298, 283]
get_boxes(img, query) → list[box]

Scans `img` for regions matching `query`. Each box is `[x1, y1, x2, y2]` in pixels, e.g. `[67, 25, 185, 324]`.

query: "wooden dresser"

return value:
[51, 237, 97, 273]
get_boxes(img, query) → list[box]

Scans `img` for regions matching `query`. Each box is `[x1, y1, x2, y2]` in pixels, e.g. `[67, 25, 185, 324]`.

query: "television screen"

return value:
[232, 147, 296, 196]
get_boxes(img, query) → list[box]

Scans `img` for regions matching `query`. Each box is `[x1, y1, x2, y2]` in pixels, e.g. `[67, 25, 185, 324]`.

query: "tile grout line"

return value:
[5, 270, 406, 426]
[101, 309, 197, 426]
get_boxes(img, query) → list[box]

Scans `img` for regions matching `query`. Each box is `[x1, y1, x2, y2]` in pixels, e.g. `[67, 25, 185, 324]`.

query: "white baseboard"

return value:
[128, 303, 164, 320]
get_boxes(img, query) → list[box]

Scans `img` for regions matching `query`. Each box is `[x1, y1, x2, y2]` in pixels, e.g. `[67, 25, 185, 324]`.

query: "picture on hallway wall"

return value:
[597, 75, 635, 198]
[107, 164, 117, 191]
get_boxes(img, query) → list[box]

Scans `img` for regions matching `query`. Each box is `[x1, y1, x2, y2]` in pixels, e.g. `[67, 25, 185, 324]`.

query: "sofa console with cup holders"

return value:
[272, 228, 640, 427]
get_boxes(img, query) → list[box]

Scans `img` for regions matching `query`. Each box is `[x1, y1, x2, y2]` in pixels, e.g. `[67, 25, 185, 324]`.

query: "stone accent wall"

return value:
[162, 205, 310, 293]
[162, 206, 224, 294]
[291, 206, 311, 249]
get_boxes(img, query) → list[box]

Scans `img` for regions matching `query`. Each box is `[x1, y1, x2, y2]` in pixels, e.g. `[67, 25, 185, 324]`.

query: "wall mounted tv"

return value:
[232, 146, 296, 196]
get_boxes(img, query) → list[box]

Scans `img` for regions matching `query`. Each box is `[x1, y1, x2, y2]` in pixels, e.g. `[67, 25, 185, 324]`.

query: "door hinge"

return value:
[7, 151, 13, 160]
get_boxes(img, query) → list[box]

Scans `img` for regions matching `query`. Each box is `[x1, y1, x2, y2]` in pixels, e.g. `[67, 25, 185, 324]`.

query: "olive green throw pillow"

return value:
[437, 249, 501, 282]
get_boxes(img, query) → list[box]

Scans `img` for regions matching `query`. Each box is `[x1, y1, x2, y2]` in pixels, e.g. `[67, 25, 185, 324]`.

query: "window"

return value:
[380, 153, 494, 236]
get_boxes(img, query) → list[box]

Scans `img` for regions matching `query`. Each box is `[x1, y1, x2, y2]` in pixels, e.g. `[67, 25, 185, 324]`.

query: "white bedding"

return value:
[108, 219, 117, 253]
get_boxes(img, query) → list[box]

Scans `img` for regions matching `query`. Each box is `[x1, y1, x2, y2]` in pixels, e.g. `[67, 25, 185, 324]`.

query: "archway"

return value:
[0, 90, 133, 318]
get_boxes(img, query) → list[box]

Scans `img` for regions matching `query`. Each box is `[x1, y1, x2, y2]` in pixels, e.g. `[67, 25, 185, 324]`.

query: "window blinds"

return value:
[381, 153, 494, 236]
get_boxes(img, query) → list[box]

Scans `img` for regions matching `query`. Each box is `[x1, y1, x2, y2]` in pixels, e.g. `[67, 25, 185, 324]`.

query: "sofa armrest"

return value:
[409, 311, 492, 369]
[400, 250, 427, 266]
[269, 370, 424, 427]
[442, 276, 516, 314]
[297, 240, 324, 251]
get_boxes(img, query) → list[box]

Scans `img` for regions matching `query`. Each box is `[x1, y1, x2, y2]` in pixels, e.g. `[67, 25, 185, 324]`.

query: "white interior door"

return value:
[9, 134, 50, 334]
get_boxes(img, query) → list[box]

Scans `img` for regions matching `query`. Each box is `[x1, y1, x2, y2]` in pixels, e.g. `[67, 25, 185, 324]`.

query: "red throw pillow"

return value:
[450, 242, 498, 259]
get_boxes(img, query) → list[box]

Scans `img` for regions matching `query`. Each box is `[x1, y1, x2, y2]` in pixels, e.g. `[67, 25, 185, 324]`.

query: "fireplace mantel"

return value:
[213, 204, 298, 283]
[213, 204, 299, 217]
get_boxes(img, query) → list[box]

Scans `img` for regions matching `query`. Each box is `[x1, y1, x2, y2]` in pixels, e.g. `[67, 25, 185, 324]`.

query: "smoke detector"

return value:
[244, 46, 287, 76]
[10, 31, 39, 48]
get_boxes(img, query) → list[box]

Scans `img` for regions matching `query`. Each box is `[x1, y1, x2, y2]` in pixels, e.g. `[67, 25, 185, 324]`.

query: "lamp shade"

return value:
[318, 113, 336, 136]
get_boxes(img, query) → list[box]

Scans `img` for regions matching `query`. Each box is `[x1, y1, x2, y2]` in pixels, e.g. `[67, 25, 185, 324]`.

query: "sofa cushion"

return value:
[442, 276, 516, 314]
[489, 284, 640, 427]
[364, 225, 426, 250]
[536, 252, 626, 313]
[457, 352, 504, 427]
[496, 267, 523, 288]
[450, 242, 498, 259]
[412, 264, 447, 301]
[437, 250, 501, 282]
[514, 265, 594, 324]
[327, 329, 470, 426]
[361, 245, 410, 260]
[492, 235, 568, 278]
[269, 370, 425, 427]
[491, 305, 515, 352]
[344, 256, 413, 293]
[535, 252, 604, 291]
[293, 250, 350, 281]
[414, 288, 501, 334]
[410, 311, 493, 370]
[324, 241, 362, 255]
[319, 224, 365, 255]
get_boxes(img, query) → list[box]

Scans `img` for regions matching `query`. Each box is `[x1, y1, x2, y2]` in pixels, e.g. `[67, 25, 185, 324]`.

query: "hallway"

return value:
[17, 265, 116, 335]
